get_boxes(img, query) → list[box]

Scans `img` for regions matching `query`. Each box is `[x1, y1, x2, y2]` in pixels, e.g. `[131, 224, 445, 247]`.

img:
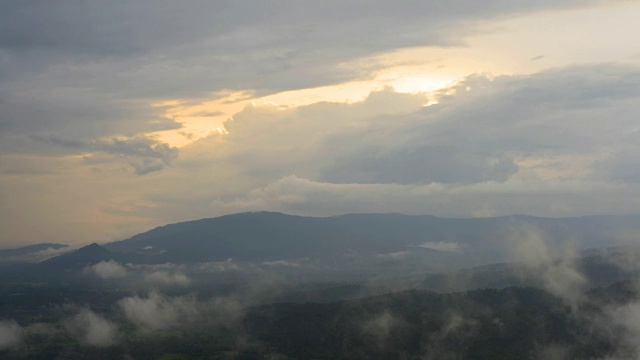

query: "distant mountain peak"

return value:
[0, 243, 70, 263]
[78, 242, 107, 251]
[39, 243, 113, 270]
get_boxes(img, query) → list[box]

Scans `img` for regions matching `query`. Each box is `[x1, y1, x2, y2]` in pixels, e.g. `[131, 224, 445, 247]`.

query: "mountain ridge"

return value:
[97, 211, 640, 267]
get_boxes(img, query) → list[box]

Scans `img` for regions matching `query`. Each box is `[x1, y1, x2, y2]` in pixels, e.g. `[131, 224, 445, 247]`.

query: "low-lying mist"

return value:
[2, 220, 640, 359]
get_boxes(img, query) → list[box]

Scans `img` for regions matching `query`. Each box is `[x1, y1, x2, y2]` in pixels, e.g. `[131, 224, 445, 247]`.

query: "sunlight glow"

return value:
[150, 73, 459, 147]
[149, 1, 640, 148]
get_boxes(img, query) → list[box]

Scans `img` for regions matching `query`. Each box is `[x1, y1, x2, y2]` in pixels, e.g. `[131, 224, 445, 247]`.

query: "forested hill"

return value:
[243, 284, 633, 360]
[102, 212, 640, 266]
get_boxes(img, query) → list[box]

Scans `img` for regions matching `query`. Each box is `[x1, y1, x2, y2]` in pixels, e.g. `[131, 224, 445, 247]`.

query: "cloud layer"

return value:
[0, 1, 639, 245]
[86, 261, 129, 279]
[118, 292, 198, 331]
[0, 320, 22, 350]
[127, 64, 640, 222]
[67, 309, 119, 347]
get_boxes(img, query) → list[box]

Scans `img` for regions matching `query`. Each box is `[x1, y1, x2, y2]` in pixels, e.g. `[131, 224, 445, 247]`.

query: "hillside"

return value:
[102, 212, 640, 268]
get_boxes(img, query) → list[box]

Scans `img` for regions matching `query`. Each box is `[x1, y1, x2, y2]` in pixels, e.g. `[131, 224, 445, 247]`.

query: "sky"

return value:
[1, 0, 640, 247]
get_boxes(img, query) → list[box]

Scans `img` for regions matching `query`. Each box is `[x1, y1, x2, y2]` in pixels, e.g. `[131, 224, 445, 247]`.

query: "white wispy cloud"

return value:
[86, 261, 129, 279]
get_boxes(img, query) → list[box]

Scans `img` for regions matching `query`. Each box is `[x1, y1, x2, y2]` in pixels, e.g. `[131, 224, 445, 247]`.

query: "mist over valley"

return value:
[2, 212, 640, 359]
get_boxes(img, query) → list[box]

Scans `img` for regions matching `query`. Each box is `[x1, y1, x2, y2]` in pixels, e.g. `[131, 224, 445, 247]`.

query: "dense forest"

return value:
[2, 213, 640, 359]
[1, 282, 639, 359]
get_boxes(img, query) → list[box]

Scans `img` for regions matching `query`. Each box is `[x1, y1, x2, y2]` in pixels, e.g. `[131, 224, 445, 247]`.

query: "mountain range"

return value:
[3, 212, 640, 269]
[1, 211, 638, 287]
[105, 212, 640, 262]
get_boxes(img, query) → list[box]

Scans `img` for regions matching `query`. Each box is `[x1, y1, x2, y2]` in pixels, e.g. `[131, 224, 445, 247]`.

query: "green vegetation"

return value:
[0, 283, 636, 359]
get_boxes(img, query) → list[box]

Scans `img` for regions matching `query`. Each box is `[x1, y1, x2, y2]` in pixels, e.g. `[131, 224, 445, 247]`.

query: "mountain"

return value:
[102, 212, 640, 268]
[38, 243, 113, 271]
[0, 243, 69, 263]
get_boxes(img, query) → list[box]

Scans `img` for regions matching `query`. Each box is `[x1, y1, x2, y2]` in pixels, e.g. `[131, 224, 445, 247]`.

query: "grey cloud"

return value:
[66, 309, 118, 347]
[0, 320, 22, 350]
[5, 2, 625, 58]
[0, 89, 179, 139]
[422, 313, 480, 359]
[505, 225, 586, 306]
[4, 63, 640, 244]
[95, 137, 178, 162]
[205, 175, 640, 222]
[0, 1, 626, 108]
[195, 259, 240, 273]
[0, 1, 628, 185]
[96, 64, 640, 225]
[319, 65, 640, 184]
[86, 260, 129, 279]
[376, 251, 412, 260]
[133, 263, 186, 271]
[601, 296, 640, 360]
[419, 242, 461, 252]
[593, 148, 640, 183]
[130, 159, 167, 175]
[321, 146, 519, 184]
[144, 271, 191, 287]
[261, 260, 302, 268]
[197, 64, 640, 186]
[118, 291, 198, 331]
[94, 136, 179, 174]
[1, 1, 612, 61]
[217, 88, 434, 182]
[22, 135, 179, 175]
[362, 312, 403, 344]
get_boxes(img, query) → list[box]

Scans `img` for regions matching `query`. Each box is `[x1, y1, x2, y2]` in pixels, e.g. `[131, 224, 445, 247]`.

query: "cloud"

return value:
[311, 66, 640, 185]
[203, 175, 640, 220]
[118, 291, 198, 331]
[505, 224, 587, 305]
[14, 134, 179, 175]
[0, 90, 179, 149]
[0, 245, 72, 263]
[86, 261, 128, 279]
[362, 312, 402, 343]
[608, 301, 640, 345]
[261, 260, 302, 268]
[155, 64, 640, 219]
[66, 309, 118, 347]
[93, 136, 178, 172]
[419, 242, 460, 252]
[119, 291, 246, 331]
[194, 259, 240, 273]
[27, 246, 73, 262]
[3, 63, 640, 245]
[144, 271, 191, 286]
[1, 1, 617, 91]
[0, 320, 22, 350]
[422, 313, 479, 359]
[79, 136, 179, 175]
[0, 1, 629, 169]
[376, 251, 411, 260]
